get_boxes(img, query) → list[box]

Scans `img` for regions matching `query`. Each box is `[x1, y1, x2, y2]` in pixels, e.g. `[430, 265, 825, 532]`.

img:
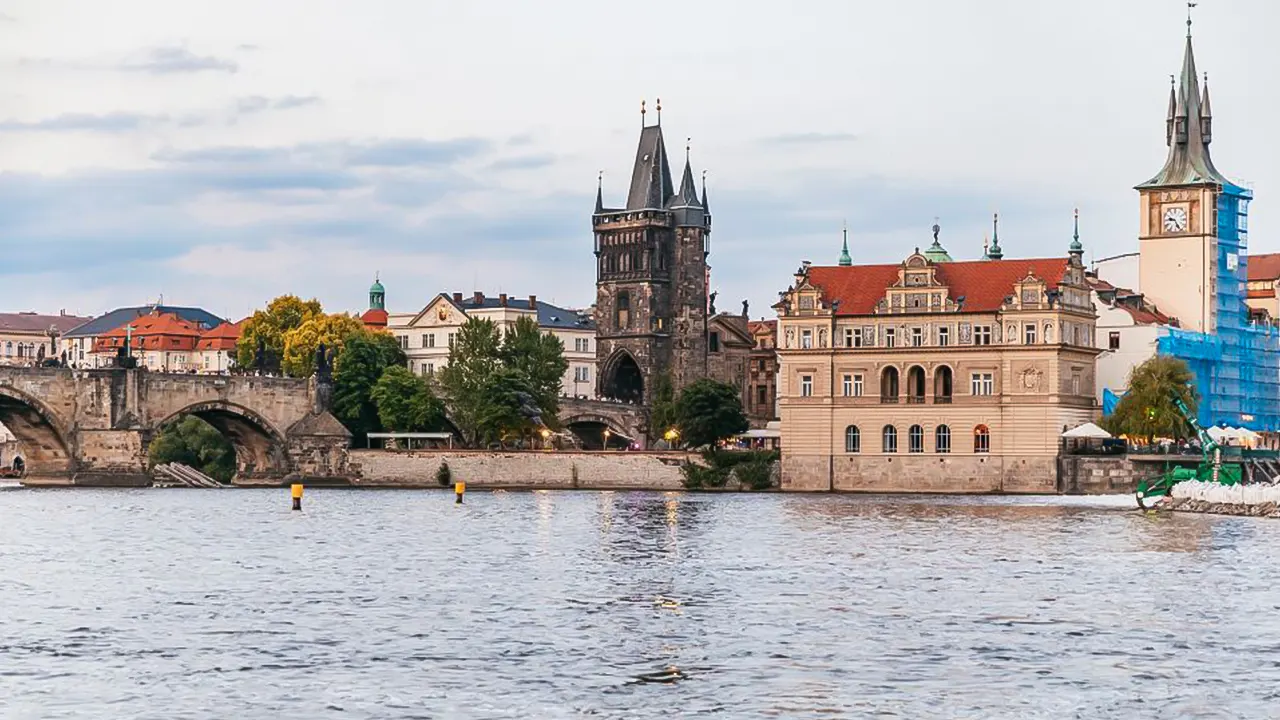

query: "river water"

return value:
[2, 489, 1280, 719]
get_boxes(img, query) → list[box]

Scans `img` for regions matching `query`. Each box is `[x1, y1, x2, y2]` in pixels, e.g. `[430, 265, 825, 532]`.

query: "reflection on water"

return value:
[3, 489, 1280, 718]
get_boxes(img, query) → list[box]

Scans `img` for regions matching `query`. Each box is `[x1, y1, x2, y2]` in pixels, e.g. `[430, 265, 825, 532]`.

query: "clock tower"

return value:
[1135, 19, 1249, 334]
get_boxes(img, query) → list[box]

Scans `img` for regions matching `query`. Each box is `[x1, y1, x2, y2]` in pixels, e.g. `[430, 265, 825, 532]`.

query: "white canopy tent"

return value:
[1061, 422, 1112, 440]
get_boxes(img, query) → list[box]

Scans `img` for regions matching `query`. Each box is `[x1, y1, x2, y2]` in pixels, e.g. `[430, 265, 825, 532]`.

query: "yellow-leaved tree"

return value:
[236, 295, 324, 374]
[281, 313, 369, 378]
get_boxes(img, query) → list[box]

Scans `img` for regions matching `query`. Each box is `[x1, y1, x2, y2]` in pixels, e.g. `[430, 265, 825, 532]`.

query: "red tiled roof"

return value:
[807, 258, 1071, 315]
[196, 320, 243, 351]
[747, 319, 776, 335]
[361, 308, 389, 328]
[94, 311, 202, 353]
[1086, 277, 1175, 326]
[1248, 252, 1280, 282]
[0, 312, 93, 334]
[1248, 288, 1275, 299]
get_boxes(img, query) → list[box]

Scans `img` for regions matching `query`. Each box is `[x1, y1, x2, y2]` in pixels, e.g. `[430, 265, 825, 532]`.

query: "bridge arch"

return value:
[155, 401, 290, 481]
[601, 349, 644, 403]
[561, 412, 636, 449]
[0, 385, 74, 480]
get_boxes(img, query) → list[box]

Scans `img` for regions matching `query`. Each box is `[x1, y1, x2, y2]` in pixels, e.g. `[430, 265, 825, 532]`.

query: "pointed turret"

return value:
[838, 224, 852, 266]
[595, 172, 604, 213]
[700, 170, 709, 212]
[625, 121, 675, 210]
[1200, 72, 1213, 143]
[986, 213, 1003, 260]
[669, 140, 706, 228]
[1165, 76, 1177, 146]
[1069, 209, 1084, 258]
[1138, 20, 1232, 188]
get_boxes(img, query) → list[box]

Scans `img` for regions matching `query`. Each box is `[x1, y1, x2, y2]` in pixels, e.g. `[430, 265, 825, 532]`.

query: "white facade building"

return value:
[387, 292, 597, 399]
[1088, 266, 1173, 404]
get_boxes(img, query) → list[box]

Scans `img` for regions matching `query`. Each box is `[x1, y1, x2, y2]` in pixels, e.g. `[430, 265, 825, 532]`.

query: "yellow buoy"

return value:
[291, 483, 303, 511]
[455, 481, 465, 504]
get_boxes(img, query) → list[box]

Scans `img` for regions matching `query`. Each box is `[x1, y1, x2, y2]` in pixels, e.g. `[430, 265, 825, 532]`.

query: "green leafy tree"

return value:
[674, 379, 749, 449]
[1104, 356, 1198, 444]
[281, 313, 367, 378]
[236, 295, 324, 373]
[332, 332, 407, 443]
[650, 372, 678, 441]
[438, 318, 503, 445]
[499, 315, 568, 426]
[371, 365, 447, 435]
[148, 416, 236, 483]
[472, 367, 540, 447]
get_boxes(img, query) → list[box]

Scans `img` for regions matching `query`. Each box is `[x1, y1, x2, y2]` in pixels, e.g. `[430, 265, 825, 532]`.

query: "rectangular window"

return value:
[853, 374, 864, 397]
[426, 363, 434, 376]
[710, 332, 720, 353]
[938, 326, 950, 347]
[1109, 331, 1120, 350]
[398, 335, 409, 350]
[1072, 374, 1081, 395]
[853, 328, 864, 347]
[885, 328, 896, 348]
[911, 327, 923, 347]
[427, 334, 436, 348]
[757, 385, 768, 406]
[448, 333, 456, 348]
[801, 330, 813, 349]
[842, 374, 853, 397]
[421, 364, 431, 377]
[1024, 323, 1037, 345]
[800, 375, 813, 397]
[974, 326, 992, 345]
[843, 328, 854, 347]
[970, 372, 994, 396]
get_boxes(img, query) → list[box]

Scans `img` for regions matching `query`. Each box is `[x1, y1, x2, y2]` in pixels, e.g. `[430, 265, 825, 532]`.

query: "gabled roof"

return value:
[1247, 252, 1280, 282]
[360, 308, 389, 328]
[0, 312, 93, 334]
[1086, 277, 1175, 326]
[709, 313, 753, 345]
[64, 305, 224, 339]
[806, 257, 1072, 316]
[196, 320, 243, 351]
[405, 293, 595, 331]
[748, 319, 777, 336]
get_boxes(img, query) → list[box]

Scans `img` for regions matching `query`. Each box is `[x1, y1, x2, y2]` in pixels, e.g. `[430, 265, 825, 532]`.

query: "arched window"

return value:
[16, 345, 23, 358]
[908, 424, 924, 453]
[882, 425, 898, 453]
[934, 366, 953, 403]
[880, 367, 899, 403]
[974, 424, 991, 453]
[844, 425, 860, 453]
[616, 292, 630, 328]
[4, 342, 10, 356]
[906, 366, 926, 403]
[936, 425, 951, 453]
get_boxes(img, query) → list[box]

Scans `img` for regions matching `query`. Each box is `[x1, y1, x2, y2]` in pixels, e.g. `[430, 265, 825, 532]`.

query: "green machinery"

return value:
[1134, 393, 1243, 509]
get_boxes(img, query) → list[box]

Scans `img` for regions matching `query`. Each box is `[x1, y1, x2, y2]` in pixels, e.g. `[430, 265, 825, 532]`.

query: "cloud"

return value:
[118, 46, 238, 74]
[0, 111, 154, 133]
[0, 12, 15, 22]
[760, 132, 859, 145]
[235, 95, 322, 114]
[345, 138, 491, 167]
[488, 154, 558, 171]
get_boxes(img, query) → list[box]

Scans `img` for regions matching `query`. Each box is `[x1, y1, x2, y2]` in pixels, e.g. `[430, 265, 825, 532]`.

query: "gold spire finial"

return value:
[656, 97, 662, 125]
[640, 99, 646, 126]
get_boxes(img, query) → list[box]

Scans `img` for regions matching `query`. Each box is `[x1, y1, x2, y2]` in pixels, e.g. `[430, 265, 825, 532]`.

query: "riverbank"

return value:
[1154, 480, 1280, 518]
[343, 449, 696, 490]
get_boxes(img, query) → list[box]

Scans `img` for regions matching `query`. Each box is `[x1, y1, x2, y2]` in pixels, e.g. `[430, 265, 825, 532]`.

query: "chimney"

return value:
[499, 293, 508, 307]
[473, 291, 484, 305]
[452, 292, 463, 303]
[528, 295, 537, 309]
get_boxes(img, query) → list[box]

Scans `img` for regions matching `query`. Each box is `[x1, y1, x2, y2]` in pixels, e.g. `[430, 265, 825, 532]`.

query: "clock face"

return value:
[1162, 206, 1189, 233]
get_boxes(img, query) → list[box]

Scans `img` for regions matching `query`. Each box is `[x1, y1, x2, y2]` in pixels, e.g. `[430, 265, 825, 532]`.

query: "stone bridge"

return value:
[0, 367, 350, 486]
[558, 397, 648, 449]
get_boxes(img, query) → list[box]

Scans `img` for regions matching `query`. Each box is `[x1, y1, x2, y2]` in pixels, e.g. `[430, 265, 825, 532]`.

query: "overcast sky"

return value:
[1, 0, 1277, 322]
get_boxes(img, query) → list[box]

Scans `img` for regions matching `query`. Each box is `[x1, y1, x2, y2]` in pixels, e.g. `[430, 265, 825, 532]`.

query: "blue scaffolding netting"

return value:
[1155, 185, 1280, 432]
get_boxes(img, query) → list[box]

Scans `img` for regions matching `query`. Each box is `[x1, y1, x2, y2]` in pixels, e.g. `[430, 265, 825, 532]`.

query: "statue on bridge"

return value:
[254, 338, 267, 375]
[315, 343, 333, 381]
[709, 291, 718, 315]
[742, 299, 749, 318]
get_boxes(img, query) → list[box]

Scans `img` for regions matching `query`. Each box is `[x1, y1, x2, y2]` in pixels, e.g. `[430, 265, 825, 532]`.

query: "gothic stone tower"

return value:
[593, 107, 711, 404]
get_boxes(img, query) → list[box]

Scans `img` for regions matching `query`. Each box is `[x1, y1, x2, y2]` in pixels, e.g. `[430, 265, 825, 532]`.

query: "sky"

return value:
[1, 0, 1278, 323]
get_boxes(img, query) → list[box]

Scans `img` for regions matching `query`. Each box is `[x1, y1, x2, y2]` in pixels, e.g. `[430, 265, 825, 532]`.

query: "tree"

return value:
[281, 313, 367, 378]
[148, 416, 236, 483]
[471, 367, 540, 447]
[438, 318, 503, 445]
[674, 379, 748, 449]
[236, 295, 323, 373]
[332, 332, 407, 443]
[499, 315, 568, 426]
[650, 372, 678, 440]
[371, 365, 447, 435]
[1104, 356, 1198, 444]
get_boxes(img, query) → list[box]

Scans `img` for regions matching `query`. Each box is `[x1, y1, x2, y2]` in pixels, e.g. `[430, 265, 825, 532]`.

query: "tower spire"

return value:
[987, 213, 1003, 260]
[640, 99, 646, 127]
[595, 170, 604, 213]
[700, 170, 709, 211]
[1069, 208, 1083, 255]
[838, 222, 852, 266]
[656, 97, 662, 126]
[1166, 75, 1177, 146]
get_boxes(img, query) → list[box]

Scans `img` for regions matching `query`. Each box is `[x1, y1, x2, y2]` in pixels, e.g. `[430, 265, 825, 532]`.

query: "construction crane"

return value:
[1135, 388, 1242, 509]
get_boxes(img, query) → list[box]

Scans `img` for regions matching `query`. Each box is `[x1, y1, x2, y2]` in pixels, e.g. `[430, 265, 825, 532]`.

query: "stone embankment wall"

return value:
[347, 450, 696, 490]
[1057, 456, 1145, 494]
[1159, 480, 1280, 518]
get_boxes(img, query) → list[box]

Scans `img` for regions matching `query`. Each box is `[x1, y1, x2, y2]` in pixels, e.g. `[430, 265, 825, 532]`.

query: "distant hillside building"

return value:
[0, 311, 92, 366]
[385, 291, 598, 399]
[60, 305, 224, 369]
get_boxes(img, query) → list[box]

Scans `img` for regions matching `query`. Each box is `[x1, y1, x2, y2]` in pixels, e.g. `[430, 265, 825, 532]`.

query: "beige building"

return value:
[386, 292, 597, 399]
[0, 311, 92, 366]
[775, 236, 1099, 493]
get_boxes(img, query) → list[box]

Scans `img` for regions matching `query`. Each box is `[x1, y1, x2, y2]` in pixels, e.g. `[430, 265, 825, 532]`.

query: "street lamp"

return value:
[603, 429, 611, 450]
[540, 427, 551, 450]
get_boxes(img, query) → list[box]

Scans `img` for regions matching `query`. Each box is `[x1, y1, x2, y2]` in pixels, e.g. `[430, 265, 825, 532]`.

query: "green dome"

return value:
[370, 279, 385, 294]
[924, 239, 952, 263]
